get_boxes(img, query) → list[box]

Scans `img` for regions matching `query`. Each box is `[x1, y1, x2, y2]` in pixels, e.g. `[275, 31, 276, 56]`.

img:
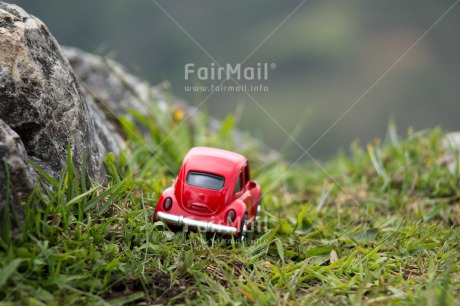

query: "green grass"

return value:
[1, 96, 459, 305]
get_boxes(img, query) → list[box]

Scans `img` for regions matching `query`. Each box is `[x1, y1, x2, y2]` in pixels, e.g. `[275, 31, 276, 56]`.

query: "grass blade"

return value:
[0, 259, 22, 289]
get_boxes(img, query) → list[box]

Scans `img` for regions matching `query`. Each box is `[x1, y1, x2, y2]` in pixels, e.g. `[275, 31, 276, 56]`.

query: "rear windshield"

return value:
[186, 172, 225, 190]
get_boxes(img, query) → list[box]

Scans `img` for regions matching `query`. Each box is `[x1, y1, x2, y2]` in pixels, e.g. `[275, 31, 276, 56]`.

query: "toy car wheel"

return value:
[237, 213, 248, 242]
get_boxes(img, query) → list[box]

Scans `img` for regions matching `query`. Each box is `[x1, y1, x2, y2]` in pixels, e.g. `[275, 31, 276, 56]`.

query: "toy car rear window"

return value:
[186, 172, 225, 190]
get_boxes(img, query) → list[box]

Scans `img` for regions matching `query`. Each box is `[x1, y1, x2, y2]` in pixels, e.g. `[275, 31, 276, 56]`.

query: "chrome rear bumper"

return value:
[156, 211, 237, 234]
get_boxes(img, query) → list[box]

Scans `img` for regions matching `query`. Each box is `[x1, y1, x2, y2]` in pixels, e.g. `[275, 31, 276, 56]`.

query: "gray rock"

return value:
[443, 132, 460, 175]
[86, 93, 124, 157]
[0, 2, 122, 183]
[63, 46, 168, 120]
[0, 119, 35, 231]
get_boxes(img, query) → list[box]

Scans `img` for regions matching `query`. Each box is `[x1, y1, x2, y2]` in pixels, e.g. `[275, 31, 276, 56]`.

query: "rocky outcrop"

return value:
[0, 2, 123, 183]
[63, 46, 168, 128]
[0, 119, 34, 231]
[0, 2, 126, 228]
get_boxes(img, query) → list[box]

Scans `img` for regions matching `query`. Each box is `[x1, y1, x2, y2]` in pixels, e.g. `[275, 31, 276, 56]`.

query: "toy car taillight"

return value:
[163, 197, 172, 211]
[226, 209, 236, 223]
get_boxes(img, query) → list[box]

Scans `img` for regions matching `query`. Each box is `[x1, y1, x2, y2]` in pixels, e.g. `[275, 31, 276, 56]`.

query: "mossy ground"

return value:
[1, 99, 459, 305]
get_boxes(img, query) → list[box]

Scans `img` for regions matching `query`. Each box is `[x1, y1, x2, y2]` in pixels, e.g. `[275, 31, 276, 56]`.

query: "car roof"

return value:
[182, 147, 247, 179]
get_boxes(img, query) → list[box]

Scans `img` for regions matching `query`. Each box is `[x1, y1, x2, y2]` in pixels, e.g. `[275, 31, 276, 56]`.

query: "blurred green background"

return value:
[12, 0, 460, 160]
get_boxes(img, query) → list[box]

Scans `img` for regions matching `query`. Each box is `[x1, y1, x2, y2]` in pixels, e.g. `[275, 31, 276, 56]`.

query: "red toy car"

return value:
[154, 147, 262, 241]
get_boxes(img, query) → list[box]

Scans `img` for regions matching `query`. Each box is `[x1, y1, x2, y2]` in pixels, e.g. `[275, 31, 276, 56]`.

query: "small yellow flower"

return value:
[160, 178, 167, 186]
[172, 106, 185, 122]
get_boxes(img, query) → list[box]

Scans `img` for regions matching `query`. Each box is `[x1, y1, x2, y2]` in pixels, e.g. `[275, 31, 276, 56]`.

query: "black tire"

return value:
[237, 213, 248, 242]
